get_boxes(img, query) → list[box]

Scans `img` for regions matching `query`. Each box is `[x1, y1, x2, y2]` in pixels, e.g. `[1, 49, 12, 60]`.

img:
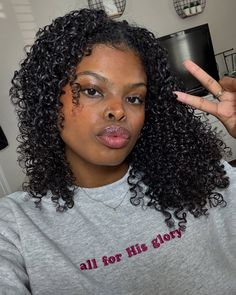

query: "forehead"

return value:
[76, 44, 147, 82]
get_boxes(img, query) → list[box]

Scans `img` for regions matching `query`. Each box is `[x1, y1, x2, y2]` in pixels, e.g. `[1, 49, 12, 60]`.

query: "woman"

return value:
[0, 8, 235, 294]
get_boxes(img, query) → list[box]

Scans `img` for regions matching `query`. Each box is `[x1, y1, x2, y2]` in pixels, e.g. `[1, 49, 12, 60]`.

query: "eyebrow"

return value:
[77, 71, 147, 89]
[77, 71, 108, 83]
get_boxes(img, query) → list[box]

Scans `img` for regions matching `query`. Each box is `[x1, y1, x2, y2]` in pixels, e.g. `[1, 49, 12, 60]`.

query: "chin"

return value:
[93, 149, 132, 166]
[95, 158, 127, 167]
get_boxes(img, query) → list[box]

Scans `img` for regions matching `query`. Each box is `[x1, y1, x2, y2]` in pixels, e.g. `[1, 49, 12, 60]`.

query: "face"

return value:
[60, 44, 147, 171]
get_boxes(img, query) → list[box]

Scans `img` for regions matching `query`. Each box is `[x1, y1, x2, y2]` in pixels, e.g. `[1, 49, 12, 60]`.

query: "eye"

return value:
[126, 95, 144, 105]
[82, 87, 103, 98]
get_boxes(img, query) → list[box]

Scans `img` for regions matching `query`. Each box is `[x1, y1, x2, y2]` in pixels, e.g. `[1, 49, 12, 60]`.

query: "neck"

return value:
[69, 161, 129, 188]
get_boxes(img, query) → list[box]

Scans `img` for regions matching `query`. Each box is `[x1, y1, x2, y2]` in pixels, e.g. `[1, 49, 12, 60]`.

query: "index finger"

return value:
[174, 91, 218, 116]
[183, 60, 222, 96]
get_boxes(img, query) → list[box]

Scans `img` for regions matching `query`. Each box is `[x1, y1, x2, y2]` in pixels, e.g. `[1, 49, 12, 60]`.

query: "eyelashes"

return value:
[126, 96, 145, 105]
[81, 87, 145, 104]
[81, 87, 103, 98]
[75, 81, 146, 105]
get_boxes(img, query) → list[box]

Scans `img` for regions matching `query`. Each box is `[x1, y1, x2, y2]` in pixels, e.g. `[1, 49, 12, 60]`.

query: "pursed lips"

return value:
[96, 125, 131, 149]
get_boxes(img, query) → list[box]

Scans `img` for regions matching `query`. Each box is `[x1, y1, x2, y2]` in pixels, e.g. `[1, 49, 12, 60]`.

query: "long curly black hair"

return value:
[10, 8, 229, 228]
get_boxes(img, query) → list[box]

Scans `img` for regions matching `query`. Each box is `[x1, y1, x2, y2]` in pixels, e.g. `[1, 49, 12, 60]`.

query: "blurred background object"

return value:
[0, 126, 8, 151]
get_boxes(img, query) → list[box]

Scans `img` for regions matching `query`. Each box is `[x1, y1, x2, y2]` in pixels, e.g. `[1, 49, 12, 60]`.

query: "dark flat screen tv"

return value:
[159, 24, 219, 96]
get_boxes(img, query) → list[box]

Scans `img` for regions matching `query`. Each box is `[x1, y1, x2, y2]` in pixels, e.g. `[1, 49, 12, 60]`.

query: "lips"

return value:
[96, 125, 131, 149]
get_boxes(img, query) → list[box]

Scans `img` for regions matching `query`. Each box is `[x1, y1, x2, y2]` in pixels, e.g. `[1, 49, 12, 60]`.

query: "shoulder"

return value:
[207, 160, 236, 228]
[222, 160, 236, 199]
[0, 191, 28, 203]
[0, 191, 33, 223]
[224, 159, 236, 174]
[0, 190, 54, 220]
[0, 190, 32, 208]
[0, 191, 57, 239]
[0, 192, 31, 241]
[0, 191, 28, 211]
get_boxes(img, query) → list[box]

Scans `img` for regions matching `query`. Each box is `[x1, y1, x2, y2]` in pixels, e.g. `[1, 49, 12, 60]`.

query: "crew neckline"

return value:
[73, 168, 131, 206]
[40, 168, 131, 207]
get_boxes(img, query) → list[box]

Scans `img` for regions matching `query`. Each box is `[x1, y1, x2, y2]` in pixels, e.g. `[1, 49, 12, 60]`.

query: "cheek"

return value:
[132, 112, 145, 134]
[60, 104, 100, 142]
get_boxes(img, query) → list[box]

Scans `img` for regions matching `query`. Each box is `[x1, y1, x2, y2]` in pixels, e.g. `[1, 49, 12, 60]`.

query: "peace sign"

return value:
[174, 60, 236, 139]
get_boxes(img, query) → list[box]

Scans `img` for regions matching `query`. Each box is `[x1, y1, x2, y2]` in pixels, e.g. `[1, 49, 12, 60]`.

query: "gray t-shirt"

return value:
[0, 162, 235, 295]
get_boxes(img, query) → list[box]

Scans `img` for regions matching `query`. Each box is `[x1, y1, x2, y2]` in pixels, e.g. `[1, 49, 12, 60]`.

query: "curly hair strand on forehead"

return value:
[10, 8, 229, 229]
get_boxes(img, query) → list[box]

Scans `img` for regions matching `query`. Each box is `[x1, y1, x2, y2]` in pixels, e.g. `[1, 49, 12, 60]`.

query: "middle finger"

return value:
[183, 60, 223, 99]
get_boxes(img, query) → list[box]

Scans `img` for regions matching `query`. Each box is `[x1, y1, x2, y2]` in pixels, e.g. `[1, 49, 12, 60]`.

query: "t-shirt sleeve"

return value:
[0, 197, 31, 294]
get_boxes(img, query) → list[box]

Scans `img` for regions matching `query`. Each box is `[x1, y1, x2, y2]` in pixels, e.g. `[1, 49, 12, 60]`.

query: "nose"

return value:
[104, 100, 126, 122]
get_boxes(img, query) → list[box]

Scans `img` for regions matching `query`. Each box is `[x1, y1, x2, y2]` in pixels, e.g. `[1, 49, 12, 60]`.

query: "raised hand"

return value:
[174, 60, 236, 139]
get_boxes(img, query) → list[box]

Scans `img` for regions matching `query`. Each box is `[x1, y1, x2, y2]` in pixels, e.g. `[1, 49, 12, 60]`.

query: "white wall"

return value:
[0, 0, 236, 193]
